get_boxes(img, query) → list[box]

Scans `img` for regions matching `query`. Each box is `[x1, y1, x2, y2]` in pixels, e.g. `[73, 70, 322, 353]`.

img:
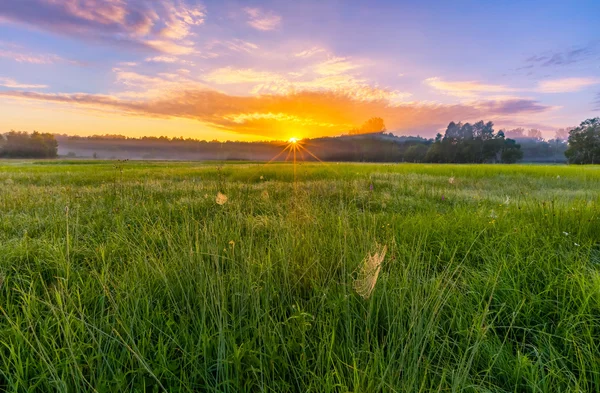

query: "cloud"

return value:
[205, 39, 259, 55]
[0, 77, 48, 89]
[524, 44, 598, 67]
[0, 42, 81, 65]
[244, 7, 281, 31]
[201, 65, 409, 103]
[295, 47, 326, 58]
[536, 77, 600, 93]
[111, 67, 207, 98]
[593, 92, 600, 111]
[0, 48, 60, 64]
[204, 67, 283, 85]
[0, 84, 553, 139]
[145, 55, 178, 63]
[0, 0, 205, 54]
[251, 73, 411, 103]
[425, 77, 519, 97]
[313, 57, 360, 76]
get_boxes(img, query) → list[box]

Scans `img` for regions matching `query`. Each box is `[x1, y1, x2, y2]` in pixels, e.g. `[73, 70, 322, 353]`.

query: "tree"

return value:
[527, 129, 543, 141]
[565, 118, 600, 164]
[501, 138, 523, 163]
[504, 128, 525, 139]
[350, 117, 386, 134]
[403, 144, 429, 162]
[555, 128, 569, 142]
[0, 131, 58, 158]
[427, 120, 512, 163]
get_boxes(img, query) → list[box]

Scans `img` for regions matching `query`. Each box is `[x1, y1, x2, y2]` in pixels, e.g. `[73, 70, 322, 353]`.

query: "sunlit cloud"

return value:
[244, 7, 281, 31]
[205, 39, 259, 54]
[0, 41, 82, 65]
[0, 48, 60, 64]
[0, 84, 553, 139]
[111, 68, 208, 99]
[0, 0, 205, 54]
[145, 55, 178, 63]
[314, 57, 361, 76]
[536, 77, 600, 93]
[295, 47, 326, 58]
[251, 74, 411, 103]
[0, 77, 48, 89]
[204, 67, 283, 85]
[425, 77, 519, 97]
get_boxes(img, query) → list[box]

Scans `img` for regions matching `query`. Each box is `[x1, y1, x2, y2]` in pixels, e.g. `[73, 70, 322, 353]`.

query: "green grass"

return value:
[1, 160, 599, 392]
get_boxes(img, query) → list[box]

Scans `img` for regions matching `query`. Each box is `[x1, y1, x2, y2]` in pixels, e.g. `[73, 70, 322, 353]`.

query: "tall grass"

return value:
[0, 161, 599, 392]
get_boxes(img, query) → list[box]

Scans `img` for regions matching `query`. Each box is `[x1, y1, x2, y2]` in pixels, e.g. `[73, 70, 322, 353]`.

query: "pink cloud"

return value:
[244, 7, 281, 31]
[0, 0, 205, 54]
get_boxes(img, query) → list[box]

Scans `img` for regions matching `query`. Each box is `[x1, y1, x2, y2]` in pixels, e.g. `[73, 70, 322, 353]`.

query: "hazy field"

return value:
[1, 161, 599, 392]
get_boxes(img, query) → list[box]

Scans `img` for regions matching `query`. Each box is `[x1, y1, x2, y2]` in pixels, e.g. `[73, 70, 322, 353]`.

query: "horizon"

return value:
[0, 1, 599, 141]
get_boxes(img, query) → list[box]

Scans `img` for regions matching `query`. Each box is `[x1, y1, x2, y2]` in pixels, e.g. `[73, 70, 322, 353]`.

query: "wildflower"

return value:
[489, 210, 497, 219]
[353, 244, 387, 299]
[229, 240, 235, 249]
[369, 183, 373, 191]
[563, 232, 569, 236]
[449, 177, 455, 184]
[215, 192, 228, 205]
[441, 195, 445, 201]
[574, 243, 580, 247]
[260, 175, 264, 180]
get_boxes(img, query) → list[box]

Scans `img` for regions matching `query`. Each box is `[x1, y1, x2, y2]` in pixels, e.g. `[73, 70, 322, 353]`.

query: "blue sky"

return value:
[0, 0, 598, 140]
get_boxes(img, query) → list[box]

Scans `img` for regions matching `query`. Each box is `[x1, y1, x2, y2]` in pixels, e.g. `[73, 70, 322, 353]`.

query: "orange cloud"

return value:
[0, 86, 553, 139]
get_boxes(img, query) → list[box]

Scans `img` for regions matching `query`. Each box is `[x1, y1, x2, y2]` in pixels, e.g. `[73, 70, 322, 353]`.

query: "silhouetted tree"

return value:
[426, 120, 516, 163]
[565, 118, 600, 164]
[0, 131, 58, 158]
[501, 138, 523, 163]
[527, 128, 543, 141]
[404, 144, 429, 162]
[349, 117, 386, 134]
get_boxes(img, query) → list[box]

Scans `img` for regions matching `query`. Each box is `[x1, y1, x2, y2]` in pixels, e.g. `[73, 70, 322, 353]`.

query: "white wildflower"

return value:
[215, 192, 228, 205]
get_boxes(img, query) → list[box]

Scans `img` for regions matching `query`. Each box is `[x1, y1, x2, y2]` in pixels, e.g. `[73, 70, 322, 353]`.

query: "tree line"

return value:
[2, 117, 599, 163]
[0, 131, 58, 158]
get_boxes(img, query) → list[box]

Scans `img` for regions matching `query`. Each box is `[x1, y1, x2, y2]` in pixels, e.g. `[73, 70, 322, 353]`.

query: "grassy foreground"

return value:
[1, 160, 600, 392]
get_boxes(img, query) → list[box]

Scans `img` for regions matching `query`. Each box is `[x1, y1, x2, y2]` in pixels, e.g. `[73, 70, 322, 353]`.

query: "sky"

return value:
[0, 0, 599, 141]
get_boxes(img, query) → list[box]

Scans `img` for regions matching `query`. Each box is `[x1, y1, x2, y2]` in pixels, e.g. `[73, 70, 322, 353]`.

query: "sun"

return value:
[288, 137, 298, 144]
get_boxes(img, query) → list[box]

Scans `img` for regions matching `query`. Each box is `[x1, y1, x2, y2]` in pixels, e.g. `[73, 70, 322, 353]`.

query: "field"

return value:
[1, 160, 600, 392]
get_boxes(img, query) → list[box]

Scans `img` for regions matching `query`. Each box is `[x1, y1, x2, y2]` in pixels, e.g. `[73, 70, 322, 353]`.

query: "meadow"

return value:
[0, 160, 599, 392]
